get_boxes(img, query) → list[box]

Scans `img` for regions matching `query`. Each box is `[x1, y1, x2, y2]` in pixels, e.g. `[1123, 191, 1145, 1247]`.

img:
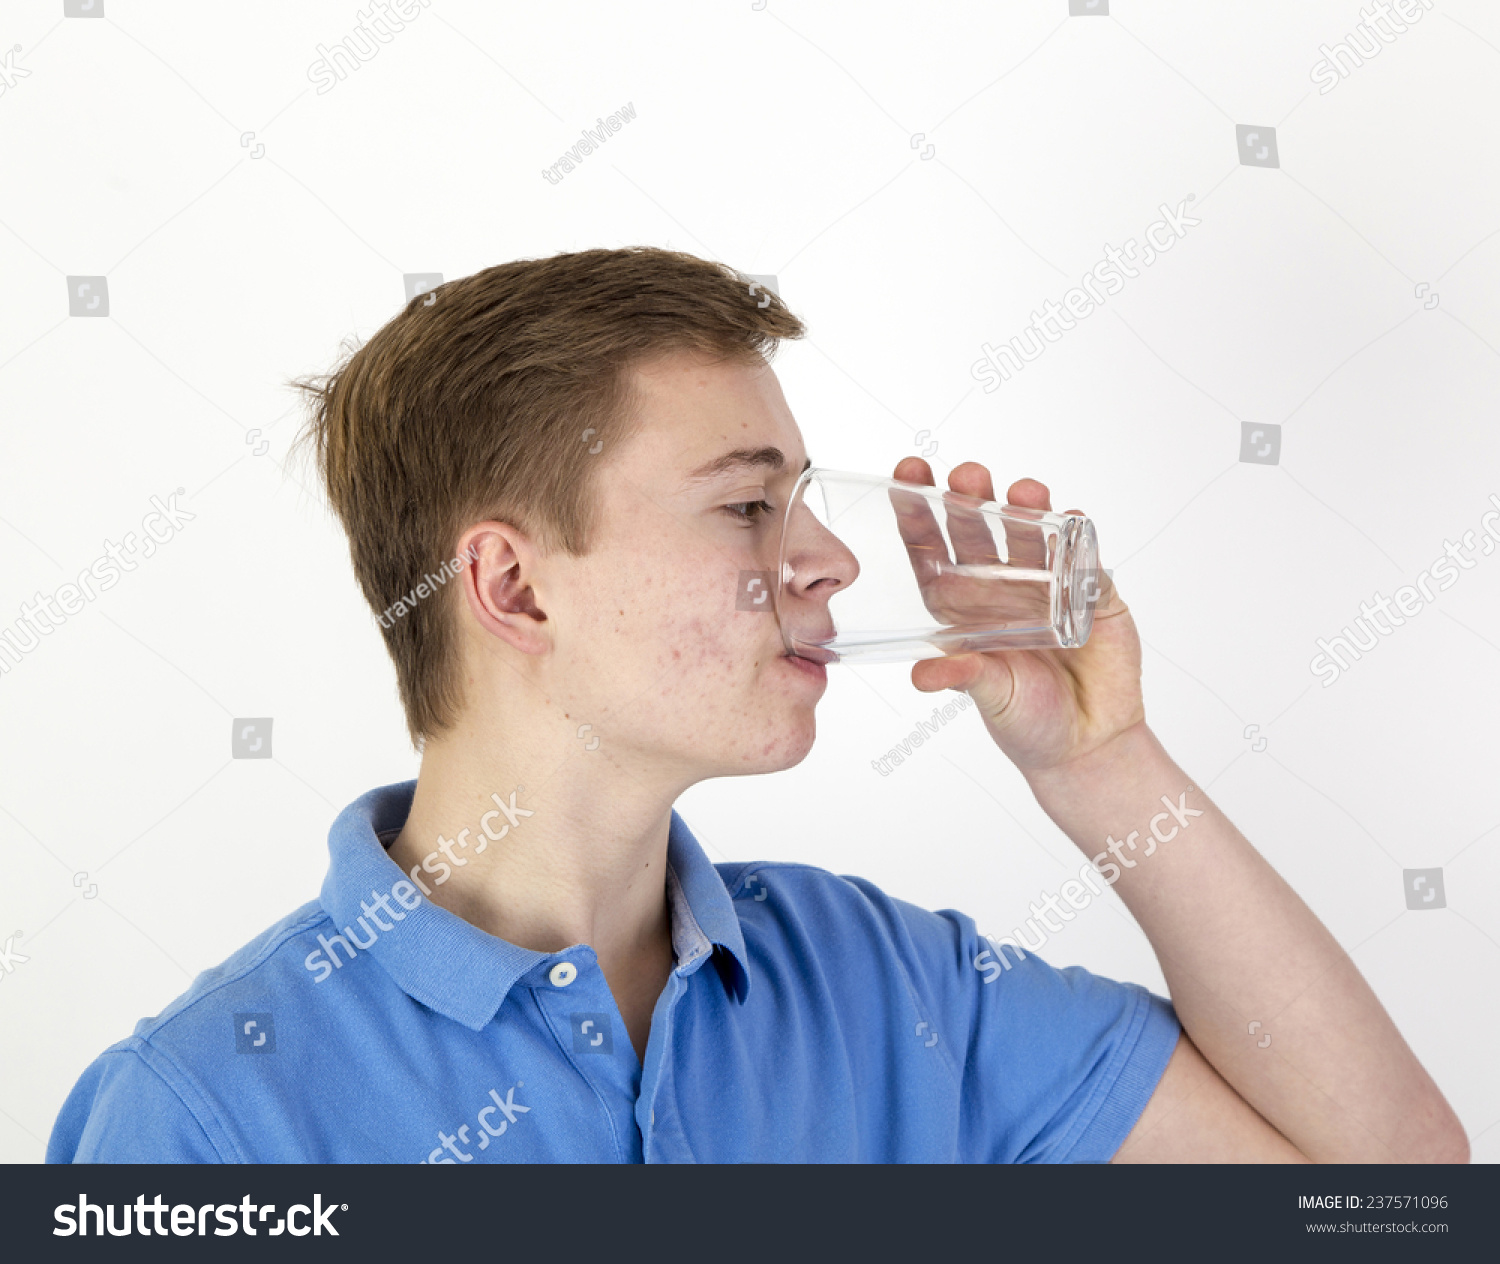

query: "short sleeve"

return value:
[48, 1047, 227, 1164]
[885, 891, 1181, 1163]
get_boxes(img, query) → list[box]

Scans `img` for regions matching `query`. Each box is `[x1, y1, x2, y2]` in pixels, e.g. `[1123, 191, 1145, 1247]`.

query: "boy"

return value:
[49, 248, 1465, 1162]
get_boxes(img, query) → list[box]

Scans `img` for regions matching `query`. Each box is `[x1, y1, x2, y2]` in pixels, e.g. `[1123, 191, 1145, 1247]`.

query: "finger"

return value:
[911, 650, 985, 695]
[1006, 478, 1051, 511]
[888, 481, 950, 586]
[894, 456, 934, 486]
[944, 462, 1003, 566]
[947, 461, 995, 503]
[911, 651, 1016, 716]
[1001, 477, 1053, 572]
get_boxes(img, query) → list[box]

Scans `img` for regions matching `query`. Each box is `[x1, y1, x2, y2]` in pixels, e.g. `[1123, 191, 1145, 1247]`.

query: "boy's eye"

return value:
[723, 499, 775, 524]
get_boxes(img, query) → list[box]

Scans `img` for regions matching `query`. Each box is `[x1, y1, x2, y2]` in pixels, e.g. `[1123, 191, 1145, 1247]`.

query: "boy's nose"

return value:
[779, 503, 860, 634]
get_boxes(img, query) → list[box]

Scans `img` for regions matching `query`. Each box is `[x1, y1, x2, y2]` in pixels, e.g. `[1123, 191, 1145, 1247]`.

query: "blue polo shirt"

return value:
[48, 780, 1179, 1163]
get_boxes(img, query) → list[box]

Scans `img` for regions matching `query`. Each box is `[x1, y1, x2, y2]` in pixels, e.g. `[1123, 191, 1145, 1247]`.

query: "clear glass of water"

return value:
[775, 468, 1100, 664]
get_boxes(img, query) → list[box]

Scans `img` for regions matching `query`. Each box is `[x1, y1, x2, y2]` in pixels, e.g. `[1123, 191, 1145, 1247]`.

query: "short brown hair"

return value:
[290, 247, 805, 748]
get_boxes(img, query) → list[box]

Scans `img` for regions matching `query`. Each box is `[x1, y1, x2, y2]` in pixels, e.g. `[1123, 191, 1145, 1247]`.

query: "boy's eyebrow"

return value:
[683, 447, 812, 485]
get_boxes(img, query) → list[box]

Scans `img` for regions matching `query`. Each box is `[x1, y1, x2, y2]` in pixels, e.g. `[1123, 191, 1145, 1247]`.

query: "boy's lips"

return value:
[775, 610, 836, 676]
[777, 609, 837, 664]
[782, 644, 836, 666]
[780, 652, 829, 683]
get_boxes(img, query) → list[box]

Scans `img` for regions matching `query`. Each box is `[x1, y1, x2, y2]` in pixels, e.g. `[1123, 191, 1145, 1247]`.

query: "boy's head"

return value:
[293, 247, 855, 781]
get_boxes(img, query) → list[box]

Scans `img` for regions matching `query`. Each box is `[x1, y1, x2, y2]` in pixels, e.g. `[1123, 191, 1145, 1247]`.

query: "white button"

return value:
[549, 961, 577, 987]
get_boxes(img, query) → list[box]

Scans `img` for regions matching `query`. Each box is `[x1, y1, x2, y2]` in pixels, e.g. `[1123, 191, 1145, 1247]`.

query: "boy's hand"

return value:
[892, 457, 1144, 776]
[891, 466, 1469, 1166]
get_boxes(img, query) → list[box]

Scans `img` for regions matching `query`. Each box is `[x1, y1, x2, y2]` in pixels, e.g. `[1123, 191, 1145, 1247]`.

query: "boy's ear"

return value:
[458, 522, 550, 656]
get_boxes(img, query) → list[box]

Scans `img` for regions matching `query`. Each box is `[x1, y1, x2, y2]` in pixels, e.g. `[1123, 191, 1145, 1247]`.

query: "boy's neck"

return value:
[385, 724, 682, 984]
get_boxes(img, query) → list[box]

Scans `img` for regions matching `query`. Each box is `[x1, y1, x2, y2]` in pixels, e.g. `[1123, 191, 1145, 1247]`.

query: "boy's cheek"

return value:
[574, 561, 774, 696]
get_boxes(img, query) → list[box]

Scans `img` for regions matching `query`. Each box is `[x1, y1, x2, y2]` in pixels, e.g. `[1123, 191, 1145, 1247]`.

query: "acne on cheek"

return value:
[655, 615, 750, 689]
[602, 560, 768, 688]
[681, 615, 734, 661]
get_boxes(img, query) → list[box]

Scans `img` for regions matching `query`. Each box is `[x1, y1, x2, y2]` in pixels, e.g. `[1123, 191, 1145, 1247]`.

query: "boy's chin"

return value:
[760, 721, 819, 772]
[700, 724, 815, 778]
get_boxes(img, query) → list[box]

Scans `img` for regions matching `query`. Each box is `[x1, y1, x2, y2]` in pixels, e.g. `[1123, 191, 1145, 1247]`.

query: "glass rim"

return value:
[778, 467, 1085, 563]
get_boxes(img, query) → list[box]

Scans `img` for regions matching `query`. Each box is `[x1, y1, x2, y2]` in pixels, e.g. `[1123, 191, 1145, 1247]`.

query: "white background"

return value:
[1, 0, 1497, 1162]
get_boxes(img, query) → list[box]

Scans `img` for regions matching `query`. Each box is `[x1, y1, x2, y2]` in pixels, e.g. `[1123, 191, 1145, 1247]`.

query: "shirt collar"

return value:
[320, 780, 750, 1031]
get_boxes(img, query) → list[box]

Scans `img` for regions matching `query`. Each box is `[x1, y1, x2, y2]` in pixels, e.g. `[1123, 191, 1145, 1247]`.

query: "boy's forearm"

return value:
[1021, 721, 1466, 1163]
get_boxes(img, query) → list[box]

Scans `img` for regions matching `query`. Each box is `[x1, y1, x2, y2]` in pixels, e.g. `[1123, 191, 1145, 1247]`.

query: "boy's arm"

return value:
[1118, 1030, 1308, 1163]
[1025, 721, 1465, 1163]
[895, 457, 1467, 1164]
[49, 1047, 229, 1163]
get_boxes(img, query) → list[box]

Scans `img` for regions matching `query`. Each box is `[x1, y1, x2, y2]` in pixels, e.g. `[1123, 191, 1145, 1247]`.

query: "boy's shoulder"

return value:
[47, 899, 354, 1162]
[104, 899, 337, 1054]
[711, 855, 977, 964]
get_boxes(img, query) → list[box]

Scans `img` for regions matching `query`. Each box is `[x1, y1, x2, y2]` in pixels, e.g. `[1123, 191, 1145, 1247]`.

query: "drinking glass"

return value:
[774, 468, 1100, 664]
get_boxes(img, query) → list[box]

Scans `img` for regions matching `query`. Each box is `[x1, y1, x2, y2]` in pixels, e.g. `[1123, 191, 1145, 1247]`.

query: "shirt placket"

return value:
[529, 949, 644, 1161]
[639, 962, 705, 1163]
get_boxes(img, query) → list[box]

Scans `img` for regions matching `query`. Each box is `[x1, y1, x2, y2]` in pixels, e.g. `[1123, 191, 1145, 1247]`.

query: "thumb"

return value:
[911, 652, 1015, 715]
